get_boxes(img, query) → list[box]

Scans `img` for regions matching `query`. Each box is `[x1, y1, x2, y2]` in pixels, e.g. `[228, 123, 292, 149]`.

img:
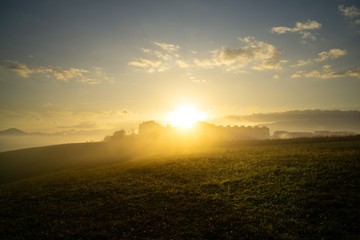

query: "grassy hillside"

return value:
[0, 139, 140, 183]
[0, 137, 359, 239]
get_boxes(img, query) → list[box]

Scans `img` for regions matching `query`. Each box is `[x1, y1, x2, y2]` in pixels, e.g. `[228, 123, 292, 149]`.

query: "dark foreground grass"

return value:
[0, 137, 359, 239]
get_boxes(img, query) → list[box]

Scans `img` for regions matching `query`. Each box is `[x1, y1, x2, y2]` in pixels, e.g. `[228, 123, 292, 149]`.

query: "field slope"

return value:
[0, 137, 359, 239]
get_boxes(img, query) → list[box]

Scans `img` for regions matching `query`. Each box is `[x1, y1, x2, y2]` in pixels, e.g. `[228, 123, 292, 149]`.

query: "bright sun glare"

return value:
[167, 105, 207, 129]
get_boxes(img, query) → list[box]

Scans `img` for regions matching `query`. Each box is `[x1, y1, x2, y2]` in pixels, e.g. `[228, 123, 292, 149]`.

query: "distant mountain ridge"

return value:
[225, 110, 360, 133]
[0, 128, 110, 137]
[0, 128, 28, 136]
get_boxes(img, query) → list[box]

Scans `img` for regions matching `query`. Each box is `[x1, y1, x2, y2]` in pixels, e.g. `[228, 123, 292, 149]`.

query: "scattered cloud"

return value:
[142, 48, 171, 61]
[88, 67, 115, 84]
[128, 58, 169, 73]
[271, 20, 322, 41]
[4, 60, 34, 78]
[154, 42, 180, 52]
[193, 58, 220, 69]
[273, 74, 280, 80]
[4, 60, 88, 81]
[339, 5, 360, 25]
[322, 64, 332, 72]
[47, 67, 88, 81]
[1, 60, 113, 84]
[176, 59, 189, 68]
[316, 49, 347, 62]
[292, 48, 347, 67]
[291, 65, 360, 79]
[194, 37, 286, 72]
[130, 38, 286, 73]
[291, 59, 312, 67]
[186, 72, 206, 83]
[290, 71, 304, 78]
[129, 42, 183, 73]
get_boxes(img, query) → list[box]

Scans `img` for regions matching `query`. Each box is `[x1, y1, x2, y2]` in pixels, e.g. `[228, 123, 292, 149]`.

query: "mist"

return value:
[0, 133, 108, 152]
[224, 110, 360, 134]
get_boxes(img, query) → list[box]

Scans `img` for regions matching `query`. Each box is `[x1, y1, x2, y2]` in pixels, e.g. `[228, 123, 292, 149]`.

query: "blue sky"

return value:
[0, 0, 359, 132]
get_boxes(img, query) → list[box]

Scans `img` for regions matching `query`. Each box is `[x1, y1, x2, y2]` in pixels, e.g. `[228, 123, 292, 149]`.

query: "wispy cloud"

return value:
[4, 60, 34, 78]
[339, 5, 360, 25]
[130, 38, 285, 73]
[154, 42, 180, 52]
[194, 37, 286, 71]
[176, 59, 189, 68]
[271, 20, 322, 41]
[1, 60, 113, 84]
[272, 74, 280, 80]
[47, 68, 88, 81]
[186, 72, 206, 83]
[291, 59, 313, 67]
[128, 58, 169, 73]
[4, 60, 88, 81]
[141, 48, 171, 61]
[291, 65, 360, 79]
[316, 49, 347, 62]
[291, 48, 347, 67]
[129, 41, 187, 73]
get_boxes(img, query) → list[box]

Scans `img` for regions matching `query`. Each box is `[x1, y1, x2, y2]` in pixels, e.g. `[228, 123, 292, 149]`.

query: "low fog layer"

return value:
[0, 129, 113, 152]
[225, 110, 360, 133]
[1, 110, 359, 152]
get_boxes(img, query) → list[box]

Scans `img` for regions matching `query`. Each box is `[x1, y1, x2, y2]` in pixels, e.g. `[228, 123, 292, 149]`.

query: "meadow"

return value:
[0, 137, 359, 239]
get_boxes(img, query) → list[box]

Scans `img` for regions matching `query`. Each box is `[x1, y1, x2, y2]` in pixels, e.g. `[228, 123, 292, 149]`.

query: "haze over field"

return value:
[1, 2, 360, 239]
[1, 0, 360, 149]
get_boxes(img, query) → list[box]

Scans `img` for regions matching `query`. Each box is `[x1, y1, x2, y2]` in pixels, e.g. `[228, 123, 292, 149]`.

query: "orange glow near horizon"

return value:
[167, 105, 208, 129]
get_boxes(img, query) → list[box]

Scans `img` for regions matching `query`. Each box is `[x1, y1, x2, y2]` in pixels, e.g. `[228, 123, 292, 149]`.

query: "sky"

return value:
[0, 0, 360, 133]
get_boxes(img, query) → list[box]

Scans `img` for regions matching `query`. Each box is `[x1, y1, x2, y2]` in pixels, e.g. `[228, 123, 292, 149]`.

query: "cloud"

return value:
[142, 48, 171, 61]
[4, 60, 34, 78]
[271, 20, 322, 41]
[130, 41, 186, 72]
[82, 67, 115, 85]
[316, 49, 347, 62]
[291, 59, 312, 67]
[272, 74, 280, 80]
[339, 5, 360, 25]
[1, 60, 113, 84]
[194, 37, 286, 71]
[154, 42, 180, 52]
[186, 72, 206, 83]
[4, 60, 87, 81]
[131, 38, 286, 73]
[291, 48, 347, 68]
[291, 65, 360, 79]
[46, 67, 88, 81]
[290, 71, 304, 78]
[193, 58, 220, 69]
[128, 58, 169, 73]
[176, 59, 189, 68]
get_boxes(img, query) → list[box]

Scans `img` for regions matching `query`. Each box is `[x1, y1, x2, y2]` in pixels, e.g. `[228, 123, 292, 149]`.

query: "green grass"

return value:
[0, 137, 359, 239]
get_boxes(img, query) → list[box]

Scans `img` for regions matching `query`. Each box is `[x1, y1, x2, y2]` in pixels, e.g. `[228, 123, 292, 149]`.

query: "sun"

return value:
[167, 105, 207, 129]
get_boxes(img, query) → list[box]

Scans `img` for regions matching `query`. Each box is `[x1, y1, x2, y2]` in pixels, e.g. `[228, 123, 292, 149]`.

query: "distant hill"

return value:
[0, 128, 27, 136]
[225, 110, 360, 133]
[0, 140, 137, 183]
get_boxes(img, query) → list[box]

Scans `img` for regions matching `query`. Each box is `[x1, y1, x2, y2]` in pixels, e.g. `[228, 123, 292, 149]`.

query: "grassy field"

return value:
[0, 137, 359, 239]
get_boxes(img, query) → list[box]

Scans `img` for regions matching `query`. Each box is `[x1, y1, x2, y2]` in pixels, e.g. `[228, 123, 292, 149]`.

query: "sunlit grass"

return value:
[0, 137, 359, 239]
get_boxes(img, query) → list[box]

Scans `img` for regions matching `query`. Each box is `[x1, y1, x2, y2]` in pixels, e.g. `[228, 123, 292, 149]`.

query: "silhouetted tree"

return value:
[103, 129, 126, 142]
